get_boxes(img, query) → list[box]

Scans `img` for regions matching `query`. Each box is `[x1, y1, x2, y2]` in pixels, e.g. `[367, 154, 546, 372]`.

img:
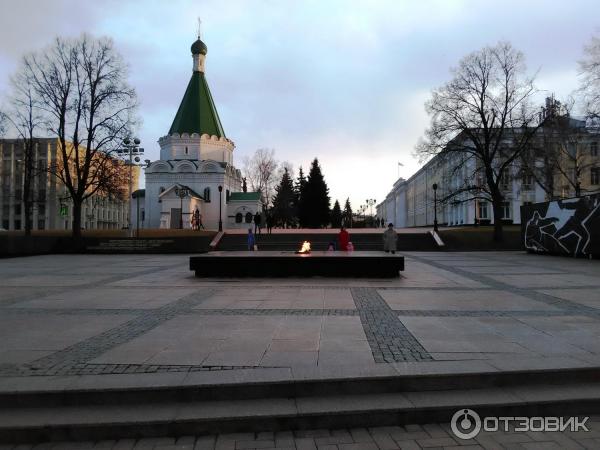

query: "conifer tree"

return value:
[343, 198, 353, 228]
[330, 200, 342, 228]
[295, 166, 308, 227]
[301, 158, 330, 228]
[272, 168, 296, 228]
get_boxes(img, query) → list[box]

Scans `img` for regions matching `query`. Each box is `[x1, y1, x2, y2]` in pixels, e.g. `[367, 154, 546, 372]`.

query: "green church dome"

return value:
[191, 38, 207, 55]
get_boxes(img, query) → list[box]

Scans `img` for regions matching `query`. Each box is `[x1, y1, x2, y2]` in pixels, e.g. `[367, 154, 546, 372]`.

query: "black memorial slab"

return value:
[189, 251, 405, 278]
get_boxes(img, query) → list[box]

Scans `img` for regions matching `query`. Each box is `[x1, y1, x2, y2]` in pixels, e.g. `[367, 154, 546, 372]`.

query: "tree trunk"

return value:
[23, 177, 32, 237]
[492, 200, 504, 243]
[72, 200, 82, 239]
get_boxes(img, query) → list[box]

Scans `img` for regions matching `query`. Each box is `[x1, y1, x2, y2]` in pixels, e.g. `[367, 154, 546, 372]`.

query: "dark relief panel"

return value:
[521, 194, 600, 257]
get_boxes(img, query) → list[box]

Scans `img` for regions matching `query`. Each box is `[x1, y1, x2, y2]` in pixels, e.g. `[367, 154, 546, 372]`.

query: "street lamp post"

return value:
[175, 186, 190, 229]
[432, 183, 439, 232]
[118, 138, 143, 237]
[218, 185, 223, 232]
[366, 198, 376, 227]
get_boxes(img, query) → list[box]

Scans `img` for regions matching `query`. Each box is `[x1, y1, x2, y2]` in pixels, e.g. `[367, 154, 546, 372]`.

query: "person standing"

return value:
[383, 223, 398, 254]
[338, 226, 350, 251]
[193, 207, 202, 230]
[254, 211, 262, 234]
[247, 228, 255, 251]
[266, 213, 274, 234]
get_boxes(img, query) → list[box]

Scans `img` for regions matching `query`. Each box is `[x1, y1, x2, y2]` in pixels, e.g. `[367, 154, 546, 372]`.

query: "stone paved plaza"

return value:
[1, 251, 599, 449]
[2, 251, 600, 376]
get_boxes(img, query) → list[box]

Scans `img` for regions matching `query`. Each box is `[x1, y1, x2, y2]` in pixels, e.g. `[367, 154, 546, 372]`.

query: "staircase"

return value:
[217, 231, 439, 251]
[1, 367, 599, 443]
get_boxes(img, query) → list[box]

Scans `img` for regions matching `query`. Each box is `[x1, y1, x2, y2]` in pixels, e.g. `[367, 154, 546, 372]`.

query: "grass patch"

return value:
[439, 225, 522, 250]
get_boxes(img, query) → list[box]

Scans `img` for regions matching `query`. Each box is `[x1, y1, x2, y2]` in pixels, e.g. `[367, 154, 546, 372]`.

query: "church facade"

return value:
[144, 36, 261, 230]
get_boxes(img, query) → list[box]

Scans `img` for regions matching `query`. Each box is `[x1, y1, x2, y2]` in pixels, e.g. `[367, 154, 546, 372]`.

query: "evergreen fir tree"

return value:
[301, 158, 330, 228]
[330, 200, 342, 228]
[295, 166, 308, 227]
[343, 198, 353, 228]
[271, 168, 296, 228]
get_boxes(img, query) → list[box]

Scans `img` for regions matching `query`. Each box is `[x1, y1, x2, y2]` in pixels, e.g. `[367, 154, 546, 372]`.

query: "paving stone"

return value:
[521, 442, 563, 450]
[416, 437, 458, 447]
[294, 438, 317, 450]
[296, 430, 331, 438]
[314, 433, 353, 446]
[349, 428, 372, 443]
[112, 440, 137, 450]
[234, 440, 275, 449]
[370, 433, 399, 450]
[338, 443, 377, 450]
[422, 423, 449, 438]
[389, 441, 419, 450]
[194, 436, 216, 450]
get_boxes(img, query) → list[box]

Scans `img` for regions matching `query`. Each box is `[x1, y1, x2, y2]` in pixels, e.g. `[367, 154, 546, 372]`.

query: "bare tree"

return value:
[418, 42, 541, 242]
[243, 148, 279, 207]
[1, 69, 46, 235]
[0, 110, 6, 136]
[519, 98, 591, 199]
[23, 35, 137, 238]
[579, 35, 600, 119]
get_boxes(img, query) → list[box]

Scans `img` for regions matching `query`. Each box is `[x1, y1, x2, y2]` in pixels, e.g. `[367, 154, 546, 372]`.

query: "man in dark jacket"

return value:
[254, 212, 262, 234]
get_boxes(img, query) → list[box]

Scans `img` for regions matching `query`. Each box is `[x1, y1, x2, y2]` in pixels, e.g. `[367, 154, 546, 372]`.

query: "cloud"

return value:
[1, 0, 599, 208]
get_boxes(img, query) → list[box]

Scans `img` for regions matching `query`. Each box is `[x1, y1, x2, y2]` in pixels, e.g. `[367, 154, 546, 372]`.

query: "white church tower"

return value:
[144, 34, 261, 230]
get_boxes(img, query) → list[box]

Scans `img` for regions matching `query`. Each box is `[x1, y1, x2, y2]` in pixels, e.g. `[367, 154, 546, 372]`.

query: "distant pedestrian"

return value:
[247, 228, 255, 251]
[193, 207, 204, 230]
[254, 212, 262, 234]
[383, 223, 397, 254]
[338, 226, 350, 251]
[266, 213, 274, 234]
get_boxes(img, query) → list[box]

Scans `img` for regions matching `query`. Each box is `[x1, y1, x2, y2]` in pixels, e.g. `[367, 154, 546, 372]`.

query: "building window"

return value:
[14, 220, 21, 230]
[2, 220, 8, 230]
[478, 201, 489, 219]
[499, 172, 511, 191]
[591, 142, 598, 157]
[235, 213, 243, 223]
[38, 204, 45, 216]
[592, 167, 600, 185]
[226, 189, 230, 202]
[521, 172, 533, 191]
[204, 187, 211, 202]
[500, 201, 511, 219]
[37, 220, 45, 230]
[15, 204, 21, 215]
[245, 212, 253, 223]
[185, 146, 188, 155]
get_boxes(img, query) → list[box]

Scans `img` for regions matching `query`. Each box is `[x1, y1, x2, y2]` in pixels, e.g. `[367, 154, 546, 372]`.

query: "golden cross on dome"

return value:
[197, 17, 202, 39]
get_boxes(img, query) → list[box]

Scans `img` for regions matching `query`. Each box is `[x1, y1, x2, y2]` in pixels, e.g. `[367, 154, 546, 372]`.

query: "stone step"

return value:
[1, 382, 599, 443]
[1, 367, 598, 408]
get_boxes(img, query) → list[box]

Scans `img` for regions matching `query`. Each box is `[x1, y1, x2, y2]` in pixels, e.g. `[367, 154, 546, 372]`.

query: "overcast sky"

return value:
[1, 0, 598, 208]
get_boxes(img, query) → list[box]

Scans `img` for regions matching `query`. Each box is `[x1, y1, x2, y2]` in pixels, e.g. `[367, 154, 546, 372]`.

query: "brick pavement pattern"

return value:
[0, 418, 597, 449]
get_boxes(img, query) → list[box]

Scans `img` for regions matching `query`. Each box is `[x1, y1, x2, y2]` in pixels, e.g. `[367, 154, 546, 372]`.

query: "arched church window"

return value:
[245, 212, 253, 223]
[185, 146, 188, 155]
[204, 187, 211, 202]
[235, 213, 243, 223]
[159, 187, 165, 194]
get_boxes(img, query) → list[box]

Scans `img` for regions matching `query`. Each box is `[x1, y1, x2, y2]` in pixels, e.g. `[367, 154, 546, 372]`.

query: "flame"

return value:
[298, 241, 311, 253]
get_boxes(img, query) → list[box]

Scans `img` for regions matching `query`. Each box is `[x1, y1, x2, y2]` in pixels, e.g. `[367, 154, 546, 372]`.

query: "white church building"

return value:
[144, 36, 261, 230]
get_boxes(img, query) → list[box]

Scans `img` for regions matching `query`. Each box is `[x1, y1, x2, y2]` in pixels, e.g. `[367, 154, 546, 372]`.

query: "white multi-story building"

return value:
[378, 118, 600, 228]
[0, 138, 132, 231]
